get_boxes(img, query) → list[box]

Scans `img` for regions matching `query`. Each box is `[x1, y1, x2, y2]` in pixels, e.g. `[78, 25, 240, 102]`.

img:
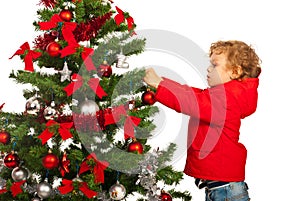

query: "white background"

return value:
[1, 0, 300, 200]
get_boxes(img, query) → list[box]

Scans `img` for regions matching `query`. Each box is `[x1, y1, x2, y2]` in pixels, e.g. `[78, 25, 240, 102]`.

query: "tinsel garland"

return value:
[73, 12, 113, 42]
[33, 31, 58, 50]
[38, 0, 57, 8]
[136, 149, 161, 201]
[56, 109, 108, 132]
[57, 113, 103, 132]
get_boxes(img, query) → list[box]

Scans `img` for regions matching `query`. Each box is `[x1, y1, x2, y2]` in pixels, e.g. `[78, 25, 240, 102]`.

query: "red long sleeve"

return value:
[155, 78, 227, 125]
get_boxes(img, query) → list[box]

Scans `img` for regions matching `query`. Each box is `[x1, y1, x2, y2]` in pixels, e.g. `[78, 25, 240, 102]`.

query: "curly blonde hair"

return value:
[209, 40, 261, 79]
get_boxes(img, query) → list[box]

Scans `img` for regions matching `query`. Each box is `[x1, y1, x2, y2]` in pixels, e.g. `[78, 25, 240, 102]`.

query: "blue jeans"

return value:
[205, 182, 250, 201]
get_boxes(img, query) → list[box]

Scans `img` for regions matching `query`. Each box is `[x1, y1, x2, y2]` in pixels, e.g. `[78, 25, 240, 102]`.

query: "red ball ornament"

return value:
[141, 90, 156, 105]
[97, 61, 112, 78]
[160, 191, 172, 201]
[46, 41, 61, 57]
[59, 9, 73, 22]
[42, 151, 59, 169]
[0, 129, 11, 145]
[127, 140, 143, 154]
[4, 152, 20, 169]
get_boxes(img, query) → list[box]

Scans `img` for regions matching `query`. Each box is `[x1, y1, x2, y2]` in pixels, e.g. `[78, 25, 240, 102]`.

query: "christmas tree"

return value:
[0, 0, 191, 200]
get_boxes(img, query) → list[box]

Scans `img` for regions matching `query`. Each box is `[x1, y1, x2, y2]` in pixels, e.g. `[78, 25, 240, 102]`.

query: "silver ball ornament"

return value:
[25, 96, 41, 115]
[37, 181, 52, 199]
[79, 99, 99, 115]
[11, 166, 30, 182]
[109, 181, 126, 200]
[31, 197, 41, 201]
[43, 101, 57, 120]
[43, 106, 57, 120]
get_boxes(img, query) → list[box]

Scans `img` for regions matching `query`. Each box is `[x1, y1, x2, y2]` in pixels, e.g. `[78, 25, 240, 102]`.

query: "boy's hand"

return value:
[143, 68, 163, 89]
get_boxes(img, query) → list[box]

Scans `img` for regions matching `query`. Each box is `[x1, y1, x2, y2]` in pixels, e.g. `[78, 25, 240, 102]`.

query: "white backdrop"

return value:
[1, 0, 300, 200]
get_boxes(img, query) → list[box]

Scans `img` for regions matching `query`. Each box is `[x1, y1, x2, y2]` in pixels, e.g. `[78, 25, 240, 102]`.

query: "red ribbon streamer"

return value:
[88, 78, 108, 99]
[79, 182, 98, 198]
[38, 14, 63, 30]
[58, 179, 73, 194]
[79, 153, 109, 184]
[10, 180, 26, 197]
[58, 179, 97, 199]
[114, 6, 134, 30]
[124, 116, 141, 140]
[9, 42, 42, 72]
[60, 22, 80, 58]
[64, 74, 107, 99]
[81, 47, 96, 71]
[64, 74, 83, 96]
[38, 120, 73, 145]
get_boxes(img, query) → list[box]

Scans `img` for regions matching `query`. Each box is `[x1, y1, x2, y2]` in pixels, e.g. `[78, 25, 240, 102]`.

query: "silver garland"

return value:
[0, 177, 6, 191]
[136, 149, 161, 201]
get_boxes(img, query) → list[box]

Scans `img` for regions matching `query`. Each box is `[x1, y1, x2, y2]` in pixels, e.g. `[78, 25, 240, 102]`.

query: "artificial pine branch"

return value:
[168, 189, 192, 201]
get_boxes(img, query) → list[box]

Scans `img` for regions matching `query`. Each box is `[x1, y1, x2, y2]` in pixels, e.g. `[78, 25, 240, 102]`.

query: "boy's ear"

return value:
[231, 65, 243, 79]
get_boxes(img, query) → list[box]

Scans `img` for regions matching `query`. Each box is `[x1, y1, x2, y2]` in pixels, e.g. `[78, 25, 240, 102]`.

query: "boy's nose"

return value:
[207, 66, 213, 73]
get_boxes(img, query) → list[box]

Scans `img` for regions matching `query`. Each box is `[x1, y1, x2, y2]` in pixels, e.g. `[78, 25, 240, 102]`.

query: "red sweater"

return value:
[155, 78, 259, 181]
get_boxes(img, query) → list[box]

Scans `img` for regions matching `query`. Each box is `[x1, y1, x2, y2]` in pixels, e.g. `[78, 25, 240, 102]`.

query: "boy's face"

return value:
[207, 52, 233, 87]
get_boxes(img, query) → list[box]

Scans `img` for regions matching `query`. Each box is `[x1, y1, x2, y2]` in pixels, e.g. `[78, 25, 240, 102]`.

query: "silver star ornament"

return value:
[59, 62, 72, 82]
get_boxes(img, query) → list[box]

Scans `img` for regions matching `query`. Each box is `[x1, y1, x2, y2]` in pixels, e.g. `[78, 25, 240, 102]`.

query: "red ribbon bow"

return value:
[104, 105, 141, 139]
[58, 179, 97, 199]
[38, 120, 73, 145]
[114, 6, 134, 30]
[79, 153, 109, 184]
[39, 14, 96, 71]
[81, 47, 97, 71]
[10, 180, 26, 197]
[104, 105, 126, 126]
[9, 42, 42, 72]
[64, 74, 107, 99]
